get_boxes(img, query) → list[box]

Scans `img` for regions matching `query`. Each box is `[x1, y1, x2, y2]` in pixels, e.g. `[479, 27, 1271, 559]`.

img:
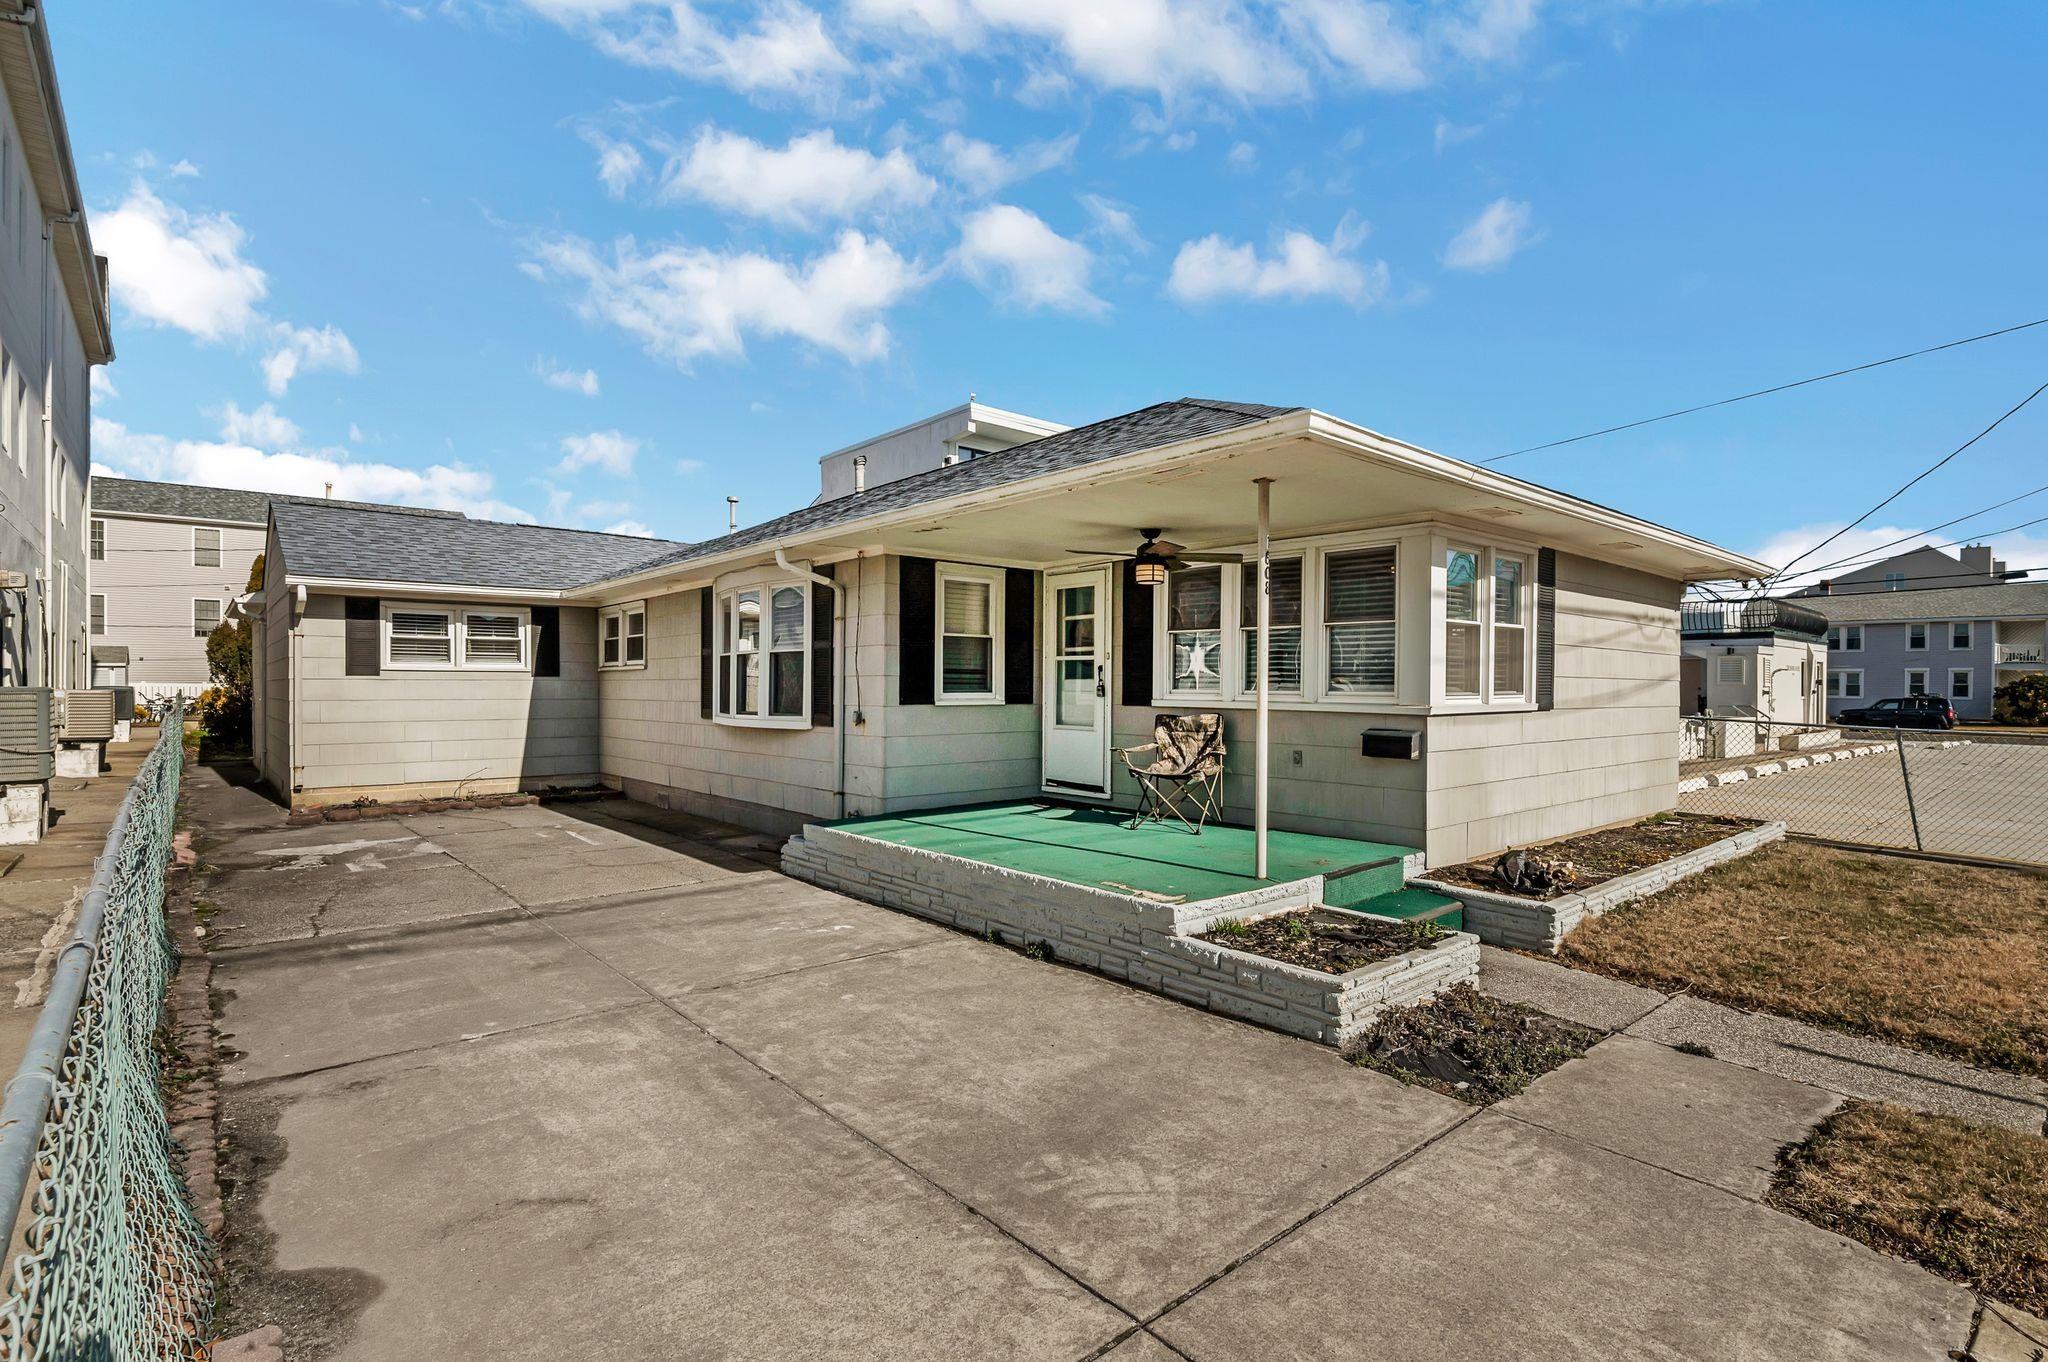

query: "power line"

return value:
[1483, 316, 2048, 464]
[1764, 378, 2048, 588]
[1791, 514, 2048, 584]
[1791, 478, 2048, 579]
[1792, 563, 2043, 594]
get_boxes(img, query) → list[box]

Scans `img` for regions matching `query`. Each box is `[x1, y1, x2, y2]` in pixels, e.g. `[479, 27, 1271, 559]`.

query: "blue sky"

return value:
[65, 0, 2048, 582]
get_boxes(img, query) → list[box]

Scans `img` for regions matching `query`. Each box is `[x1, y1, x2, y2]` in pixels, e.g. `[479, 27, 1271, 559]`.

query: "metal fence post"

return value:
[1895, 734, 1925, 851]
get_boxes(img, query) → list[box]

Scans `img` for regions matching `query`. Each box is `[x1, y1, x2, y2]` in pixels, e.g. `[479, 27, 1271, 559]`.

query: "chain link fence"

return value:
[0, 710, 214, 1360]
[1679, 715, 2048, 865]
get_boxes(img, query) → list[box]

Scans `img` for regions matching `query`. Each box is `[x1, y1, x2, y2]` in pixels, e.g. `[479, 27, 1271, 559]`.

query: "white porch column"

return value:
[1254, 477, 1272, 880]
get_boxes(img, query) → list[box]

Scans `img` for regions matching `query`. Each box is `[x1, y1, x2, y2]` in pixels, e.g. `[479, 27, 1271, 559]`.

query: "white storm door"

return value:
[1042, 568, 1111, 795]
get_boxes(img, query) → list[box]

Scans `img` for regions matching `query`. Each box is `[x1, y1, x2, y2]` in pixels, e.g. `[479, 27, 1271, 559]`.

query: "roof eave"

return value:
[284, 574, 578, 603]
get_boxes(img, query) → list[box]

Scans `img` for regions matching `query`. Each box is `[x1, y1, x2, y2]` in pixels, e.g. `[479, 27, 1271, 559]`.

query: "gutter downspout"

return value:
[775, 547, 847, 820]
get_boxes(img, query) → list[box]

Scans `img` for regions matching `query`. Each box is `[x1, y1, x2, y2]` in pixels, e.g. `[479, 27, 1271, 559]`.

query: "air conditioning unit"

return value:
[0, 689, 54, 783]
[55, 689, 116, 742]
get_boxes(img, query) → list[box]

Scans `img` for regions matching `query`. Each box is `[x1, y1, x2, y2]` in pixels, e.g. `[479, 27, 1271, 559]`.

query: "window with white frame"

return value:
[462, 610, 528, 669]
[193, 526, 221, 568]
[1907, 623, 1928, 650]
[1166, 564, 1224, 696]
[599, 602, 647, 669]
[1951, 621, 1972, 649]
[1905, 667, 1929, 696]
[90, 594, 104, 635]
[1239, 556, 1303, 693]
[193, 598, 222, 637]
[1492, 553, 1529, 696]
[1439, 544, 1530, 704]
[1828, 669, 1863, 699]
[1949, 668, 1971, 699]
[89, 518, 104, 561]
[1323, 545, 1397, 696]
[385, 606, 453, 666]
[715, 582, 809, 725]
[937, 564, 1003, 702]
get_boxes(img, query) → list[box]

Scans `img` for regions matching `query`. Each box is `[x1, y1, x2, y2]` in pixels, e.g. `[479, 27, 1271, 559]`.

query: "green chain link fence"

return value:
[0, 709, 215, 1360]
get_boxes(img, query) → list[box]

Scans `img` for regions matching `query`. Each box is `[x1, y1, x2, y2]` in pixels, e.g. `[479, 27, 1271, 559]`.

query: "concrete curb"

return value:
[1676, 738, 1971, 795]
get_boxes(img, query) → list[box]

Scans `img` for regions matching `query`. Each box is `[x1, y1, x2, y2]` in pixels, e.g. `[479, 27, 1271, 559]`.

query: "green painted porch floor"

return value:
[828, 801, 1422, 908]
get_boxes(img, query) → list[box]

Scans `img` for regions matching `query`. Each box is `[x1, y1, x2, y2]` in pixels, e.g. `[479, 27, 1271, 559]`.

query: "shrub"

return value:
[1993, 672, 2048, 725]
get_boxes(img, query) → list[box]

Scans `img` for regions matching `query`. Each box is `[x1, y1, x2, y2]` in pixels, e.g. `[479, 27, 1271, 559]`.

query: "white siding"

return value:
[92, 514, 265, 687]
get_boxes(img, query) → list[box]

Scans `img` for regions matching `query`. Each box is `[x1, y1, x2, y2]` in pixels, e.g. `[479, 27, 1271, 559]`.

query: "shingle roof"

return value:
[92, 476, 465, 525]
[271, 500, 689, 592]
[588, 398, 1299, 587]
[1802, 581, 2048, 623]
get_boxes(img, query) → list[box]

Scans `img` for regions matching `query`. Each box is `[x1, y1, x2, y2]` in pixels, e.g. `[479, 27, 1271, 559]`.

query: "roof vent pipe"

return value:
[323, 481, 333, 499]
[726, 496, 739, 534]
[853, 454, 867, 494]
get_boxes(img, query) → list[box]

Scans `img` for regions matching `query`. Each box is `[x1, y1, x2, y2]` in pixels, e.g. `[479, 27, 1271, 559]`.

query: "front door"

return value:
[1042, 567, 1111, 797]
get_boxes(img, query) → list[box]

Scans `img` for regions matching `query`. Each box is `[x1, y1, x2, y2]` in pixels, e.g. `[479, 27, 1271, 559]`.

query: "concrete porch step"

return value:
[1333, 886, 1465, 933]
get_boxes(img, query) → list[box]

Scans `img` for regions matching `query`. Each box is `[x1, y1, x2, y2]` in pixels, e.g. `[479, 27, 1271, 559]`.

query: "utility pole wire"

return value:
[1764, 379, 2048, 589]
[1791, 478, 2048, 579]
[1483, 316, 2048, 464]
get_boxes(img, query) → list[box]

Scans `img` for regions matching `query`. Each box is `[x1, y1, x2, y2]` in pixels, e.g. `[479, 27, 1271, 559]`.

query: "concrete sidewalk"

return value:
[189, 767, 1992, 1361]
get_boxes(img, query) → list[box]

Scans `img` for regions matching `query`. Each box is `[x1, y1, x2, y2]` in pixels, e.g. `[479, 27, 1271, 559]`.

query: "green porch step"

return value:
[1330, 886, 1464, 933]
[1319, 856, 1415, 910]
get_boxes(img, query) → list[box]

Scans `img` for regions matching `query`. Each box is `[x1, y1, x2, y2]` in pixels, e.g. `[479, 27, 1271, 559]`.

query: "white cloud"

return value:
[260, 322, 360, 396]
[1433, 117, 1482, 152]
[531, 228, 921, 366]
[1438, 0, 1542, 64]
[580, 130, 645, 197]
[1226, 140, 1258, 170]
[91, 370, 118, 401]
[557, 429, 640, 476]
[956, 204, 1103, 315]
[936, 130, 1077, 196]
[216, 401, 301, 447]
[1166, 217, 1387, 306]
[602, 519, 654, 536]
[348, 423, 366, 443]
[91, 417, 534, 522]
[539, 359, 602, 396]
[1443, 197, 1535, 272]
[1747, 522, 2048, 593]
[676, 457, 706, 474]
[1284, 0, 1427, 91]
[536, 1, 853, 104]
[95, 181, 267, 341]
[664, 127, 935, 227]
[1079, 193, 1148, 254]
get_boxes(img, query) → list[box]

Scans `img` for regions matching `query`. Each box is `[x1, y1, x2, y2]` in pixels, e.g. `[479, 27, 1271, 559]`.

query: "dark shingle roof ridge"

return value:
[274, 498, 688, 546]
[92, 475, 466, 521]
[570, 396, 1298, 590]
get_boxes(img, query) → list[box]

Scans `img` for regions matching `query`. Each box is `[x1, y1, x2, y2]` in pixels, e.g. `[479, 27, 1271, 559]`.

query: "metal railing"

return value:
[1679, 714, 2048, 865]
[1996, 642, 2045, 664]
[0, 708, 214, 1360]
[1678, 598, 1831, 640]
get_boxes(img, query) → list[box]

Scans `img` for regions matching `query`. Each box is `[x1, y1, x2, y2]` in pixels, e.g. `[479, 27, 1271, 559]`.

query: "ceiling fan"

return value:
[1067, 528, 1242, 584]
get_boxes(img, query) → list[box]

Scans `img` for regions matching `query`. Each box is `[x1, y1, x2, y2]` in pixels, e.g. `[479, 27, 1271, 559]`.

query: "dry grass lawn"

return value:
[1771, 1101, 2048, 1316]
[1559, 841, 2048, 1078]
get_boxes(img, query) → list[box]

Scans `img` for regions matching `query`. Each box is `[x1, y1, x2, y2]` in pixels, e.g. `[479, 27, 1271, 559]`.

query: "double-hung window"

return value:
[1907, 623, 1928, 650]
[1951, 621, 1972, 649]
[462, 611, 527, 669]
[1829, 669, 1862, 699]
[193, 526, 221, 568]
[90, 594, 104, 635]
[1904, 667, 1929, 696]
[1166, 564, 1224, 696]
[716, 582, 808, 725]
[1492, 554, 1528, 696]
[936, 564, 1003, 703]
[1950, 668, 1972, 700]
[1439, 544, 1530, 705]
[193, 598, 222, 637]
[387, 607, 453, 665]
[381, 603, 531, 671]
[89, 518, 104, 561]
[1239, 557, 1302, 693]
[1323, 547, 1397, 695]
[599, 602, 647, 669]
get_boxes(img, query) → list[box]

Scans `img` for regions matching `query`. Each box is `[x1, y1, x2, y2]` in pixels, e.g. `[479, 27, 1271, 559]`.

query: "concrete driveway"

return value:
[188, 770, 1983, 1361]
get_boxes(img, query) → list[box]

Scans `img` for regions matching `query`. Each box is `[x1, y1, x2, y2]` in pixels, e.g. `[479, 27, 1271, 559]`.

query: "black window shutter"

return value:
[899, 556, 936, 705]
[343, 596, 380, 677]
[1003, 568, 1034, 705]
[532, 605, 560, 678]
[699, 589, 714, 720]
[1535, 547, 1557, 711]
[1120, 559, 1153, 706]
[811, 565, 836, 728]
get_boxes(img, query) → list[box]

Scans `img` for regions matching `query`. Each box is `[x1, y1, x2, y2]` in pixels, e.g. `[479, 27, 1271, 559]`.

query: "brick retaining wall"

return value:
[1411, 820, 1787, 953]
[782, 824, 1478, 1045]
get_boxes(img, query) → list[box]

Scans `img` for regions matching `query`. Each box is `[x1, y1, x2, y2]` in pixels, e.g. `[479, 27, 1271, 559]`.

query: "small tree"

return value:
[198, 553, 265, 749]
[1993, 672, 2048, 725]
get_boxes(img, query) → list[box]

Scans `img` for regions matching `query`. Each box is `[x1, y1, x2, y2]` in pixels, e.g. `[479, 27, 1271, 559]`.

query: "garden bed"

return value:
[1198, 909, 1448, 975]
[1770, 1100, 2048, 1315]
[1344, 983, 1600, 1104]
[1427, 813, 1762, 898]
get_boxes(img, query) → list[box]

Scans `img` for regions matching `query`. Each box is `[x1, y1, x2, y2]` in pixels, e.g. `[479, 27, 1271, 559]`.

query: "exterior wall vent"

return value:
[0, 690, 55, 783]
[55, 689, 116, 742]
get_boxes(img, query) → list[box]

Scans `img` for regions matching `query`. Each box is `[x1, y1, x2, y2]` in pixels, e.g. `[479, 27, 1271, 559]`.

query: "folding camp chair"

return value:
[1117, 713, 1226, 834]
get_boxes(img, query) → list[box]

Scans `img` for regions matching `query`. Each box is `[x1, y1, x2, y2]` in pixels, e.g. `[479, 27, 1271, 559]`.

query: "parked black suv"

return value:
[1836, 695, 1957, 730]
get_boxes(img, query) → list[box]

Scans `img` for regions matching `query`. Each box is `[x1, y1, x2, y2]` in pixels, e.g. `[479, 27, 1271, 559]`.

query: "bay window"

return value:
[936, 564, 1004, 702]
[1324, 546, 1397, 695]
[716, 581, 809, 726]
[1166, 564, 1224, 695]
[1443, 547, 1482, 698]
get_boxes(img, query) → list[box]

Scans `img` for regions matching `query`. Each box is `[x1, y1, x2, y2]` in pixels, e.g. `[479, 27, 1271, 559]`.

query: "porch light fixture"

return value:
[1132, 552, 1169, 587]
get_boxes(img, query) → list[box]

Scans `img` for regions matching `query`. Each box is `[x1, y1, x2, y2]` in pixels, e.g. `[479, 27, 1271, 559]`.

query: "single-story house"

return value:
[248, 397, 1768, 869]
[1678, 597, 1830, 724]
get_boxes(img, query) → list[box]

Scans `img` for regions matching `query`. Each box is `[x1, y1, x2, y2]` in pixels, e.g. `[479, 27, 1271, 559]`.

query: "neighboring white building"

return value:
[0, 4, 113, 691]
[814, 400, 1066, 503]
[1678, 599, 1831, 725]
[89, 477, 464, 698]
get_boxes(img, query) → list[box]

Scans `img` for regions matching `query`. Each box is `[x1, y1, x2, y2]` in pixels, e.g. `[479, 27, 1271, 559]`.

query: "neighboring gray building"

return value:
[0, 5, 113, 691]
[89, 477, 462, 698]
[1803, 546, 2047, 721]
[247, 396, 1769, 869]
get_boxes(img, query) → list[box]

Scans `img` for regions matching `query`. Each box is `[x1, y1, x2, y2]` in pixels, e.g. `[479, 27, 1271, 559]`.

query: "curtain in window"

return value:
[1325, 548, 1395, 692]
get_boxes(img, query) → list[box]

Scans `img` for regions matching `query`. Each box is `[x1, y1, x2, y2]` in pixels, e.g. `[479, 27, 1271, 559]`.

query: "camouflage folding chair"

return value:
[1117, 713, 1227, 834]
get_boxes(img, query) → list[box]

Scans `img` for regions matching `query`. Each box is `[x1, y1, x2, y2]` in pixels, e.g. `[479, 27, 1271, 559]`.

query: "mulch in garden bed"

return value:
[1345, 983, 1601, 1103]
[1199, 909, 1448, 975]
[1425, 812, 1760, 899]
